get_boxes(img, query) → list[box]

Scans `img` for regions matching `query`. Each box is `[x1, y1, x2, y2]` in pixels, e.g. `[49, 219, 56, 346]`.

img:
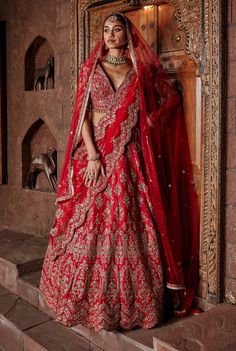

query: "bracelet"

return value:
[87, 152, 100, 161]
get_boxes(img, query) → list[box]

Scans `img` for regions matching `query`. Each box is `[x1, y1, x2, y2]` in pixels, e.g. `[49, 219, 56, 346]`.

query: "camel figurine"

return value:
[26, 148, 57, 192]
[33, 56, 54, 91]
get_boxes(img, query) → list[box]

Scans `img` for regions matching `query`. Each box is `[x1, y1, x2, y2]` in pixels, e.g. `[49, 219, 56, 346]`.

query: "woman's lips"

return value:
[108, 39, 116, 43]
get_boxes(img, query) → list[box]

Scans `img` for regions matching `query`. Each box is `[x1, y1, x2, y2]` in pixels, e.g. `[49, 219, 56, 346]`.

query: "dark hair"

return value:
[104, 13, 127, 27]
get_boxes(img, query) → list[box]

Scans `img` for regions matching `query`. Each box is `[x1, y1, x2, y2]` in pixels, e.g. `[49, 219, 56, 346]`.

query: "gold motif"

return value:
[40, 100, 164, 328]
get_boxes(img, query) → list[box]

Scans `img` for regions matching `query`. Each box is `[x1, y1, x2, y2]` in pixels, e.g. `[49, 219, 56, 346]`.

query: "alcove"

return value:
[22, 119, 57, 192]
[25, 36, 55, 91]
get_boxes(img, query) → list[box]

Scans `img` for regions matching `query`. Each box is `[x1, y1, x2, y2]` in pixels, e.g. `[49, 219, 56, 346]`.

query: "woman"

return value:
[40, 13, 199, 331]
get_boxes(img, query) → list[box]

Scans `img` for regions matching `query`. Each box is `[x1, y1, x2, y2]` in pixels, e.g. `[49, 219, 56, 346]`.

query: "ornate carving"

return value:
[70, 0, 224, 306]
[168, 0, 201, 58]
[200, 0, 224, 304]
[69, 0, 78, 106]
[125, 0, 141, 6]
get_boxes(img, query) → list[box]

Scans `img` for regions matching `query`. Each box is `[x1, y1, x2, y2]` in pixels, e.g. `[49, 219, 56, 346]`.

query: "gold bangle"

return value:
[87, 152, 100, 161]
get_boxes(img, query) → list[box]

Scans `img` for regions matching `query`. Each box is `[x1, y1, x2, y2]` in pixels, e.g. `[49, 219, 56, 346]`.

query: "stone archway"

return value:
[69, 0, 226, 308]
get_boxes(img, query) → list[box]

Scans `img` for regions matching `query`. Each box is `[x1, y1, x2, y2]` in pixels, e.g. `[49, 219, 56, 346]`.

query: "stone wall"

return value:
[0, 0, 72, 236]
[225, 0, 236, 304]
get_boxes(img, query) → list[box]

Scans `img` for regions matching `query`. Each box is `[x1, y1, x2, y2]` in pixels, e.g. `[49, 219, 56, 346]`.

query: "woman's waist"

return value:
[91, 110, 105, 128]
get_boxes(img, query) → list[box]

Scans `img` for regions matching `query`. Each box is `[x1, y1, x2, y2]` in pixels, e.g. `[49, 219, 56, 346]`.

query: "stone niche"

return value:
[25, 36, 55, 91]
[22, 119, 57, 193]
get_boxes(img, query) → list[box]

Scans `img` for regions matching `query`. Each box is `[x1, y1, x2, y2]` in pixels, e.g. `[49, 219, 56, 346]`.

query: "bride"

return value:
[40, 13, 199, 331]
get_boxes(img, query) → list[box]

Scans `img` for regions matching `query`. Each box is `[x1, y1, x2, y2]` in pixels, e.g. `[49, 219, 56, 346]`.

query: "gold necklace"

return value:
[106, 54, 127, 66]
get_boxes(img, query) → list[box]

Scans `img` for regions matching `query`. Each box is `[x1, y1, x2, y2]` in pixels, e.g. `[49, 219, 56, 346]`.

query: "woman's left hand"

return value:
[83, 159, 105, 187]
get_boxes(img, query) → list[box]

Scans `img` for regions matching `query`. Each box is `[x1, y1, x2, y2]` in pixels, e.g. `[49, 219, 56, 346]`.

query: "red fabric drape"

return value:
[55, 15, 199, 314]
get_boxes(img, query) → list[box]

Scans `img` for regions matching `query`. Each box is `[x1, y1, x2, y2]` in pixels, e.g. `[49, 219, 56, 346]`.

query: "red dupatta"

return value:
[55, 14, 199, 314]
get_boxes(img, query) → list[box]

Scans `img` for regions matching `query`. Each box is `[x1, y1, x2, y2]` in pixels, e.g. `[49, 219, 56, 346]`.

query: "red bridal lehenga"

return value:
[40, 15, 199, 331]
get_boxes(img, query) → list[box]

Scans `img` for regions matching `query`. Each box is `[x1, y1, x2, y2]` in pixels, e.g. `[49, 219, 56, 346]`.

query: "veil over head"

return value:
[56, 13, 199, 314]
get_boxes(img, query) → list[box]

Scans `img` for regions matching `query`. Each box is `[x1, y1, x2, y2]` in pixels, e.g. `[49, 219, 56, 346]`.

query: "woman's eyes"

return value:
[104, 27, 122, 33]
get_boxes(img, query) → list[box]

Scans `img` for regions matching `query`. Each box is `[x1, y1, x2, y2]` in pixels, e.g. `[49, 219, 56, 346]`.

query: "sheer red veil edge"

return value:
[56, 14, 199, 315]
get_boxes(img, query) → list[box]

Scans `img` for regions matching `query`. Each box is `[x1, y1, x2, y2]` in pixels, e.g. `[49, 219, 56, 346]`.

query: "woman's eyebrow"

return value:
[104, 24, 123, 28]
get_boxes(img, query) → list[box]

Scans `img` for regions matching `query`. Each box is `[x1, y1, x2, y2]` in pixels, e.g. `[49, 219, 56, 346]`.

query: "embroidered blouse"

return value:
[90, 63, 136, 115]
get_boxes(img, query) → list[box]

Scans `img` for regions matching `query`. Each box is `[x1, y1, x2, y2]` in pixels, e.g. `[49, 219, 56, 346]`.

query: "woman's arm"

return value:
[81, 117, 97, 156]
[81, 116, 105, 187]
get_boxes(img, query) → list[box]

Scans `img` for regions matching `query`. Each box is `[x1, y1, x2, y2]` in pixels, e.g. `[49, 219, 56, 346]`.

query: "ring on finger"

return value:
[89, 174, 95, 180]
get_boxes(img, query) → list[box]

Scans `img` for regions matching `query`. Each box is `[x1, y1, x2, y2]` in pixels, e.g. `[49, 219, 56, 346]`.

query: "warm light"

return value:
[144, 5, 154, 10]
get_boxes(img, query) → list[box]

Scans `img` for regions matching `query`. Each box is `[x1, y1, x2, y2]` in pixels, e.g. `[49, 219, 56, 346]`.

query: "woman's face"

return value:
[103, 18, 127, 50]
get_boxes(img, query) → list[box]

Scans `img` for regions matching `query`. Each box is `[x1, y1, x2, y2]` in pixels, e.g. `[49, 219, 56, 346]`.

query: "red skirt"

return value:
[40, 140, 164, 331]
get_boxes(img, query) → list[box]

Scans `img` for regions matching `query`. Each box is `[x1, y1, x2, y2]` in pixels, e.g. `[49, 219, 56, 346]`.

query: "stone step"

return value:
[17, 271, 57, 319]
[153, 303, 236, 351]
[0, 285, 97, 351]
[0, 229, 47, 295]
[72, 324, 155, 351]
[17, 271, 41, 308]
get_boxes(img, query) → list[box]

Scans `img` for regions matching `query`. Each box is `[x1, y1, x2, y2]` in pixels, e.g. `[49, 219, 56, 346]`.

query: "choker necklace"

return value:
[106, 54, 127, 66]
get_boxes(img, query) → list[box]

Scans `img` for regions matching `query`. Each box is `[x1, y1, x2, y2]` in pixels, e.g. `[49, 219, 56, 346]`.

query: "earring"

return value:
[105, 45, 108, 50]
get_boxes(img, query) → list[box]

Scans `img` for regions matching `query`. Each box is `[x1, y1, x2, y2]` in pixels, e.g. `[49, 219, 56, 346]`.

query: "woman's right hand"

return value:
[83, 159, 105, 187]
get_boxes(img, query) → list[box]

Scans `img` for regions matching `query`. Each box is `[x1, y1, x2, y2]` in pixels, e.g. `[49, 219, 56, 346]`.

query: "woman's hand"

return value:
[83, 159, 105, 187]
